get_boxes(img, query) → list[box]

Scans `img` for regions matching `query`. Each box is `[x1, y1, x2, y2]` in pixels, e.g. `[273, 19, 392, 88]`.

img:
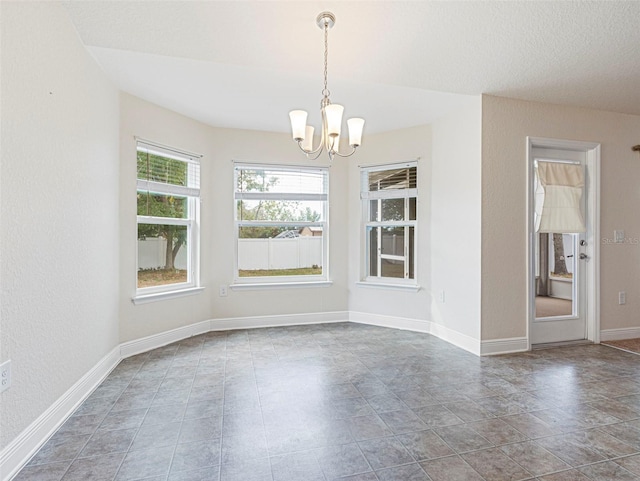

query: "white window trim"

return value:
[355, 281, 420, 292]
[360, 161, 418, 286]
[132, 287, 205, 305]
[230, 281, 333, 291]
[233, 162, 329, 285]
[134, 139, 202, 301]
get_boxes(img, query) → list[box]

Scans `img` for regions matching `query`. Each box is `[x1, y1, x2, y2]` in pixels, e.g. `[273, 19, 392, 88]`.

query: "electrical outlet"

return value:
[619, 291, 626, 305]
[219, 285, 228, 297]
[0, 360, 11, 393]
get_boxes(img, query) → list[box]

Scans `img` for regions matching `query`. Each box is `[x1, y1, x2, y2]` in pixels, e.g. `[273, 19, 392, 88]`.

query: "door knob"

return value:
[579, 253, 589, 260]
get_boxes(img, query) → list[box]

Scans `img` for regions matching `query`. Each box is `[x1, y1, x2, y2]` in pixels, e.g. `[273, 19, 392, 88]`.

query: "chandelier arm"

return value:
[296, 139, 323, 157]
[326, 131, 335, 152]
[305, 146, 325, 161]
[331, 145, 359, 158]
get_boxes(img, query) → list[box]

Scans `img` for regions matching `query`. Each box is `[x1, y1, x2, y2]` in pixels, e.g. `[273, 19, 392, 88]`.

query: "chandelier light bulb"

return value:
[301, 126, 315, 152]
[347, 118, 365, 147]
[324, 104, 344, 137]
[289, 110, 308, 141]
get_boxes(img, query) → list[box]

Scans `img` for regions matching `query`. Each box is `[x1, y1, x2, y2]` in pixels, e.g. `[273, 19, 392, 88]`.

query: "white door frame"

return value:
[526, 137, 601, 349]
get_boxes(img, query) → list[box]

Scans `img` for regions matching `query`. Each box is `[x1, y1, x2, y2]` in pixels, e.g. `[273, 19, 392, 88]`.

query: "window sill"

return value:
[230, 281, 333, 291]
[355, 281, 420, 292]
[132, 287, 205, 305]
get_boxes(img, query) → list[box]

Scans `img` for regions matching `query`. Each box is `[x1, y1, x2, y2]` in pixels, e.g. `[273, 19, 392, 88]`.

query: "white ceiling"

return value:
[64, 1, 640, 135]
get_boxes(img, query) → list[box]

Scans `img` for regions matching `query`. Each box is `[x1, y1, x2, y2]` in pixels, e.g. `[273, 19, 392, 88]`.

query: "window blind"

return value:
[535, 162, 586, 233]
[137, 140, 200, 198]
[234, 165, 327, 201]
[361, 162, 417, 200]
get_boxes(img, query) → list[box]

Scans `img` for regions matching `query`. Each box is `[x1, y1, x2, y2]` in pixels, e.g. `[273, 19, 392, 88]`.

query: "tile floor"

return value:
[13, 323, 640, 481]
[602, 338, 640, 356]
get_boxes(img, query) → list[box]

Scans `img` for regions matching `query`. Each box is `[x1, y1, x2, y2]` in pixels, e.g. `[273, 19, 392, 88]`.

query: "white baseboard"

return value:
[119, 312, 350, 359]
[481, 337, 529, 356]
[120, 319, 211, 358]
[211, 311, 349, 331]
[349, 312, 481, 356]
[349, 311, 430, 333]
[0, 346, 120, 481]
[600, 327, 640, 342]
[429, 322, 481, 356]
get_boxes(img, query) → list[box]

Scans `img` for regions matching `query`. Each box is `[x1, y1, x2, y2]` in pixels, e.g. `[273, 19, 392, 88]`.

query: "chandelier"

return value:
[289, 12, 365, 161]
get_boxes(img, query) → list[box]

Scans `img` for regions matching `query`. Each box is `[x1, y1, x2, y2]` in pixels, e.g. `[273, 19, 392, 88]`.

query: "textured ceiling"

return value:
[63, 1, 640, 134]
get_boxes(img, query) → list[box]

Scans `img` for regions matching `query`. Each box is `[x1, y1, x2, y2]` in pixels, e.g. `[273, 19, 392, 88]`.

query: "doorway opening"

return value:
[527, 137, 600, 348]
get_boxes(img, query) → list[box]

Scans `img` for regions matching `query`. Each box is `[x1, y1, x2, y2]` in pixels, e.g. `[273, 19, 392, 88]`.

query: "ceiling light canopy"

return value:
[289, 12, 365, 162]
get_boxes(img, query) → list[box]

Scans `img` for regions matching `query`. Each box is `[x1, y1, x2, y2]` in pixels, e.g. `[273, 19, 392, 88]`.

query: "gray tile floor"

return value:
[13, 323, 640, 481]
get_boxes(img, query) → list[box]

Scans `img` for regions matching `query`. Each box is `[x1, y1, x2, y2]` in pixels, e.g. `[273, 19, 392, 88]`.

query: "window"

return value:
[234, 164, 328, 283]
[136, 140, 200, 295]
[361, 162, 417, 284]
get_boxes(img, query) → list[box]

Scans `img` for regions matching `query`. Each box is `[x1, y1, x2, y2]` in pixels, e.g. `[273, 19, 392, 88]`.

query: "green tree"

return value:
[300, 206, 321, 222]
[137, 151, 188, 270]
[552, 233, 569, 276]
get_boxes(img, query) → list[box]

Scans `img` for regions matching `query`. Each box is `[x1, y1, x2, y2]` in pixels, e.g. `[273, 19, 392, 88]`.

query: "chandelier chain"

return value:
[322, 22, 330, 100]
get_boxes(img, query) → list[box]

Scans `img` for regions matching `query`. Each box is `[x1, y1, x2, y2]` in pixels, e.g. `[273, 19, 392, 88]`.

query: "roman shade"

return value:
[535, 162, 586, 233]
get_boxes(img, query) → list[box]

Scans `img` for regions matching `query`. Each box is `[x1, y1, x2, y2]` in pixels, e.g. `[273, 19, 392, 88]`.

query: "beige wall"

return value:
[481, 94, 640, 340]
[0, 2, 120, 449]
[119, 94, 350, 343]
[431, 99, 483, 339]
[347, 126, 432, 321]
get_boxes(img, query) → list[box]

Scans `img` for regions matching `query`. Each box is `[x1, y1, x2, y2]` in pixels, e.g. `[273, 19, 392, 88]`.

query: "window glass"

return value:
[381, 259, 404, 279]
[235, 165, 328, 282]
[137, 150, 189, 187]
[368, 227, 378, 277]
[237, 168, 325, 195]
[237, 200, 324, 222]
[137, 192, 188, 219]
[362, 163, 417, 283]
[380, 227, 405, 256]
[136, 142, 200, 294]
[409, 197, 417, 221]
[368, 166, 417, 191]
[369, 200, 379, 222]
[381, 198, 405, 222]
[137, 224, 189, 288]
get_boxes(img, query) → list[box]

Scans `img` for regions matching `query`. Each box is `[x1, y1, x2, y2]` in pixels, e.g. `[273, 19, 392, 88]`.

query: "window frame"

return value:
[134, 139, 201, 299]
[361, 162, 418, 287]
[233, 162, 329, 285]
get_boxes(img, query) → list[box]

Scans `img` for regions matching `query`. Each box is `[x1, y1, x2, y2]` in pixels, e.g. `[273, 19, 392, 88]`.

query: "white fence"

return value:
[139, 236, 323, 271]
[238, 237, 322, 270]
[381, 233, 405, 257]
[138, 237, 187, 270]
